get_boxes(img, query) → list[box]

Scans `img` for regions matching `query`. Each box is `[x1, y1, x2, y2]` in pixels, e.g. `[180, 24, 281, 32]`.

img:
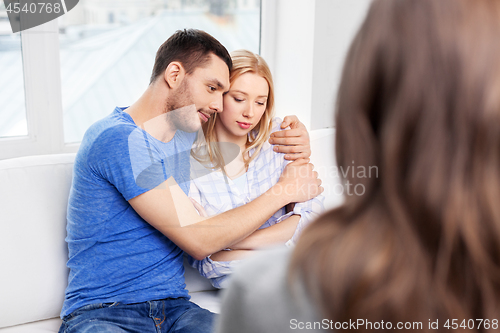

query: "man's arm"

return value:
[200, 215, 301, 262]
[210, 249, 254, 261]
[228, 215, 300, 250]
[213, 116, 316, 252]
[129, 161, 322, 260]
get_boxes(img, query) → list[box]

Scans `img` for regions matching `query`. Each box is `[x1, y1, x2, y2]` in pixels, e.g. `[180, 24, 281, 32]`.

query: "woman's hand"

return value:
[269, 115, 311, 161]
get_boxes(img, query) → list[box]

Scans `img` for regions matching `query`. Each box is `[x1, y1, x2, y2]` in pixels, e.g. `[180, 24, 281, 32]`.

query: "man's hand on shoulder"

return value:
[269, 115, 311, 161]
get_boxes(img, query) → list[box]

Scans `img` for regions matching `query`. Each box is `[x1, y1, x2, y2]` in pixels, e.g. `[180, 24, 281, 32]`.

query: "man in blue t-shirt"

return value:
[59, 29, 323, 333]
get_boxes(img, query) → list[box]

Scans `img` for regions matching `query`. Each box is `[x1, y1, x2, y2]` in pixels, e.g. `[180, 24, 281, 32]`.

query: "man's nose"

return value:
[210, 96, 223, 113]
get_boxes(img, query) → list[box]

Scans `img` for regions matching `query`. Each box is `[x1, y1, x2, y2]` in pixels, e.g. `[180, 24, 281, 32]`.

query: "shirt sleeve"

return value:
[286, 195, 325, 247]
[188, 178, 203, 207]
[269, 117, 325, 247]
[87, 125, 168, 201]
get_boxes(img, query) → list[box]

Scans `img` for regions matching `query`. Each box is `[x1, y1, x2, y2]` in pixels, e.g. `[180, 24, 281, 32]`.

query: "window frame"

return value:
[0, 19, 72, 160]
[0, 1, 273, 160]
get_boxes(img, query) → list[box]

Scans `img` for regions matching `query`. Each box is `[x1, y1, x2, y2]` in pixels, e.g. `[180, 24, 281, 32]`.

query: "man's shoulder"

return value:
[72, 109, 140, 174]
[82, 110, 137, 152]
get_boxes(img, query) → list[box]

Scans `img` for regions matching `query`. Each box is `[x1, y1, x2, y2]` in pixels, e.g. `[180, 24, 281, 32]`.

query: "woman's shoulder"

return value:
[249, 117, 287, 168]
[250, 117, 283, 140]
[216, 247, 322, 332]
[270, 117, 284, 134]
[232, 246, 291, 283]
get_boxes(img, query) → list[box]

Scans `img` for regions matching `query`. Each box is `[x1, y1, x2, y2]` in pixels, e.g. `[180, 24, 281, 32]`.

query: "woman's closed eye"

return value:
[234, 97, 244, 102]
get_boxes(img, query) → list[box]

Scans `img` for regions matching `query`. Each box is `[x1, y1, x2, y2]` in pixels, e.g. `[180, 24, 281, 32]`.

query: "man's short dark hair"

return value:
[150, 29, 232, 84]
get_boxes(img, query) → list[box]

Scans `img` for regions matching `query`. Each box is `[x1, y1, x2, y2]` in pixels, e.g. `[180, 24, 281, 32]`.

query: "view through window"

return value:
[59, 0, 261, 143]
[0, 2, 28, 138]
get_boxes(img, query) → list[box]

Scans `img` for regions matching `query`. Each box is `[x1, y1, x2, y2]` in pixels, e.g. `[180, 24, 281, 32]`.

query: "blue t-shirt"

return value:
[61, 107, 196, 318]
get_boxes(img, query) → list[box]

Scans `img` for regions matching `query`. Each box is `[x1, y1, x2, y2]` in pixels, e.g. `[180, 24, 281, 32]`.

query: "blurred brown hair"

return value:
[291, 0, 500, 331]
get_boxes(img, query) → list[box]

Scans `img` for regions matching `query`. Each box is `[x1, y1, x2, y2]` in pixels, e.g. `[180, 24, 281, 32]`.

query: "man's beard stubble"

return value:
[164, 78, 202, 133]
[165, 78, 190, 113]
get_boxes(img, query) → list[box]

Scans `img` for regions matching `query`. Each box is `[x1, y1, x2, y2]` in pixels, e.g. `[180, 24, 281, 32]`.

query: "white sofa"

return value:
[0, 129, 339, 332]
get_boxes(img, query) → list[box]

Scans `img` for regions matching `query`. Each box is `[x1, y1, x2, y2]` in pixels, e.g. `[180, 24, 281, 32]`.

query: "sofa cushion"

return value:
[0, 289, 221, 332]
[0, 318, 62, 333]
[0, 154, 76, 329]
[0, 153, 219, 330]
[0, 128, 339, 330]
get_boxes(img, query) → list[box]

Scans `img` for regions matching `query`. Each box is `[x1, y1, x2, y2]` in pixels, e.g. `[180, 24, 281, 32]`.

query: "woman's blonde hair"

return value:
[195, 49, 275, 172]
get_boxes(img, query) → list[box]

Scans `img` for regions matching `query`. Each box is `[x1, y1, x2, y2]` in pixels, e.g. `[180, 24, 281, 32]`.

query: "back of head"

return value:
[150, 29, 232, 84]
[292, 0, 500, 330]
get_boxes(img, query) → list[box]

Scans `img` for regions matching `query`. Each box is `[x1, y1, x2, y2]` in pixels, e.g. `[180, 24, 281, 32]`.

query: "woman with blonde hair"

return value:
[216, 0, 500, 331]
[189, 49, 324, 289]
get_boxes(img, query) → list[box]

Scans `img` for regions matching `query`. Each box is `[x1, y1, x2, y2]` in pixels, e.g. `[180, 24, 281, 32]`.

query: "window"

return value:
[0, 2, 28, 138]
[59, 0, 261, 143]
[0, 0, 264, 160]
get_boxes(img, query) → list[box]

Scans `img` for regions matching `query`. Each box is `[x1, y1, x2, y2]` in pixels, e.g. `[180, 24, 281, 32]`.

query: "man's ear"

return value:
[164, 61, 185, 89]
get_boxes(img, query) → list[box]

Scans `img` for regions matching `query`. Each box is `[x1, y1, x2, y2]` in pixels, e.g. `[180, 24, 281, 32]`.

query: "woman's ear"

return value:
[163, 61, 185, 89]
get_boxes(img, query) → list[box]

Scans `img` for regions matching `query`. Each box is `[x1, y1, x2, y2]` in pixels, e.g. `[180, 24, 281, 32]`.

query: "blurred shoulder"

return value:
[216, 247, 322, 332]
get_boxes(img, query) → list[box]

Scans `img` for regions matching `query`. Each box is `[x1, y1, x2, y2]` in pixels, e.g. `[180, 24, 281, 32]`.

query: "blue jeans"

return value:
[58, 297, 216, 333]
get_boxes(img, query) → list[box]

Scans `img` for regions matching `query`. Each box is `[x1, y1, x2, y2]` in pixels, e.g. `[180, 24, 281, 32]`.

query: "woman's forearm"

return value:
[229, 215, 300, 250]
[210, 249, 255, 261]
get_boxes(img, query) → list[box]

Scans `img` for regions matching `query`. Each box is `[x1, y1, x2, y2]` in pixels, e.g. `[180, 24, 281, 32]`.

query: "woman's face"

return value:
[216, 72, 269, 141]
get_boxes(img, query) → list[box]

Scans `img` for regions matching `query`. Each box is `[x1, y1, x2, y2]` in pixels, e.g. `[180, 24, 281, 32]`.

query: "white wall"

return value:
[269, 0, 316, 129]
[311, 0, 371, 130]
[263, 0, 371, 130]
